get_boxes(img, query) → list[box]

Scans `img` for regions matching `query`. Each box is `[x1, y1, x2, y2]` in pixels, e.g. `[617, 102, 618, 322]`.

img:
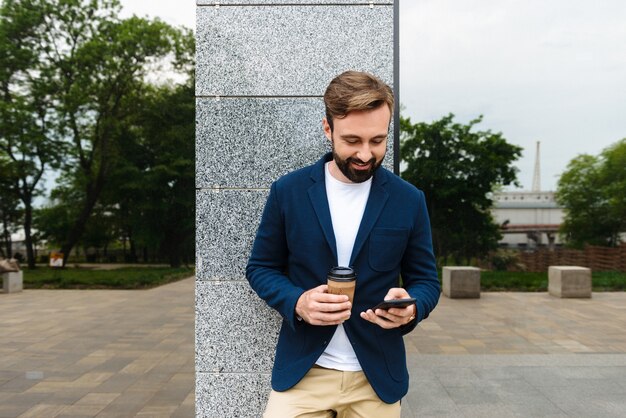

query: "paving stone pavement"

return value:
[2, 280, 626, 417]
[0, 278, 195, 418]
[401, 292, 626, 418]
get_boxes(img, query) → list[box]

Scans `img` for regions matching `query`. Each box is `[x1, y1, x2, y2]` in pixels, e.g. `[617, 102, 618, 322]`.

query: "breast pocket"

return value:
[368, 228, 409, 272]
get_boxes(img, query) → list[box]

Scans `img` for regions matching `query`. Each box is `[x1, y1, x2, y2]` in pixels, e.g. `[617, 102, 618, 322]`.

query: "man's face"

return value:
[323, 105, 390, 183]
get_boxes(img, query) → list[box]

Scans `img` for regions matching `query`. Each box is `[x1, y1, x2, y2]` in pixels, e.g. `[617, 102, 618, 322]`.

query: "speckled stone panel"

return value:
[196, 372, 271, 418]
[196, 97, 327, 188]
[196, 1, 395, 414]
[196, 189, 268, 281]
[196, 280, 280, 373]
[196, 98, 395, 188]
[196, 5, 393, 96]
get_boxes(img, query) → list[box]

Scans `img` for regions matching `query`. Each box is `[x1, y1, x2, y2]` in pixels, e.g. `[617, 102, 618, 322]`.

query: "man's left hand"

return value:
[359, 288, 417, 329]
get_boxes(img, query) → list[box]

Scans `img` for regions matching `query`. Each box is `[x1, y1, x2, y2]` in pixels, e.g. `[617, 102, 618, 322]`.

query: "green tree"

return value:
[34, 0, 192, 265]
[3, 0, 193, 266]
[101, 79, 195, 267]
[400, 114, 522, 263]
[0, 0, 63, 268]
[36, 57, 195, 267]
[0, 156, 22, 258]
[556, 139, 626, 247]
[137, 80, 195, 267]
[34, 178, 118, 261]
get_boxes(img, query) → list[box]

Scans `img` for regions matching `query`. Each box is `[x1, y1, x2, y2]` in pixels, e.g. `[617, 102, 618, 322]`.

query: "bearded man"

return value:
[247, 70, 440, 418]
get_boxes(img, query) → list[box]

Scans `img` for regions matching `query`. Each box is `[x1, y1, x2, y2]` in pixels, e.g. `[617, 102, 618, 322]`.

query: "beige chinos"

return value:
[263, 366, 401, 418]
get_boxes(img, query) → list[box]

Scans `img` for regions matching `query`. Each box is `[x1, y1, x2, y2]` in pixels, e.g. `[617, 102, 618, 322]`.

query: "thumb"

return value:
[385, 287, 409, 300]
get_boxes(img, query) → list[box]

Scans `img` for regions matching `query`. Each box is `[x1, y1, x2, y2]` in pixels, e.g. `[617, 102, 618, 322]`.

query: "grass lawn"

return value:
[481, 271, 626, 292]
[23, 266, 194, 290]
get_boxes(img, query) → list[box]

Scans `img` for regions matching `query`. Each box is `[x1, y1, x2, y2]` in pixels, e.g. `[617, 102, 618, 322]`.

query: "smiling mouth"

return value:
[351, 161, 372, 170]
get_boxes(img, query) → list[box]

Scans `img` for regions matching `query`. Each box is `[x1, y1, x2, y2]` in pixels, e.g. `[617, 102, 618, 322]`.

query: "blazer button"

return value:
[323, 341, 328, 345]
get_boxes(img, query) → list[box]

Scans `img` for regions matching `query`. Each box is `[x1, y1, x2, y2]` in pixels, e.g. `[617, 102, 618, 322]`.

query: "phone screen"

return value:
[372, 298, 416, 311]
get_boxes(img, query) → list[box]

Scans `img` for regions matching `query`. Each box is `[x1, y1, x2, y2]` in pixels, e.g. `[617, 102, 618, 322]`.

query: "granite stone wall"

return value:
[195, 1, 396, 416]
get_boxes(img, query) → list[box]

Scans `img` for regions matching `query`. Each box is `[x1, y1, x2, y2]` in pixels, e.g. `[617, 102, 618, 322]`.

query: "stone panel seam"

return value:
[195, 187, 270, 191]
[196, 95, 322, 99]
[197, 3, 393, 7]
[197, 372, 272, 375]
[393, 0, 399, 174]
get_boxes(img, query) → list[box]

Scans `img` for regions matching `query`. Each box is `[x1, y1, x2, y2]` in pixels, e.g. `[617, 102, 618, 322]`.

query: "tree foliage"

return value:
[1, 0, 194, 267]
[0, 155, 22, 258]
[556, 138, 626, 248]
[35, 74, 195, 267]
[400, 114, 522, 263]
[37, 0, 192, 264]
[0, 0, 62, 267]
[100, 79, 195, 267]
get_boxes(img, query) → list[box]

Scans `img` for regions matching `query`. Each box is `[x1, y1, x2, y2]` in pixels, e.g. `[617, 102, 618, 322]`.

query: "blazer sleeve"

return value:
[246, 181, 305, 331]
[400, 189, 440, 335]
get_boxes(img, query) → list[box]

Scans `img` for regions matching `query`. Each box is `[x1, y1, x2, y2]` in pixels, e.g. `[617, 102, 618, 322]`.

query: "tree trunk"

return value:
[129, 235, 137, 263]
[164, 227, 183, 268]
[61, 185, 103, 266]
[21, 194, 36, 269]
[2, 211, 12, 259]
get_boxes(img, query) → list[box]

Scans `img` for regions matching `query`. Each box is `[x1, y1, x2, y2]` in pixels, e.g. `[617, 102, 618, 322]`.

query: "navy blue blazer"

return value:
[246, 153, 440, 404]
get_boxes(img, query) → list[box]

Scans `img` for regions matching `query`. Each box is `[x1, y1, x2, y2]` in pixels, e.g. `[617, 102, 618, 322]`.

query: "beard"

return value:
[332, 142, 385, 183]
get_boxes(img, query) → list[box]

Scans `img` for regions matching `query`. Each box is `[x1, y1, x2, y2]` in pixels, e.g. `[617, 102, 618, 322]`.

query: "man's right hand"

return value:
[295, 284, 352, 326]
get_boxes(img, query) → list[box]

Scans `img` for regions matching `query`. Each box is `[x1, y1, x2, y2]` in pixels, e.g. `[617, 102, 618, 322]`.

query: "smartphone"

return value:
[372, 297, 416, 311]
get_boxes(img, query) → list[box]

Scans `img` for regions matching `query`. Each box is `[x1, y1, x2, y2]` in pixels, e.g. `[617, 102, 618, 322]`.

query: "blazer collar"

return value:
[307, 153, 390, 266]
[307, 154, 337, 262]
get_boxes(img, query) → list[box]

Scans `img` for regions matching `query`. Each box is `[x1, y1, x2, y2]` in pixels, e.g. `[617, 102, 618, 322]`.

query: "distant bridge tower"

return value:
[532, 141, 541, 192]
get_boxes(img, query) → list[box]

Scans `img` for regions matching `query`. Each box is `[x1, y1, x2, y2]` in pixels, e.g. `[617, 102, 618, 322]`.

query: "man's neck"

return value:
[328, 160, 353, 184]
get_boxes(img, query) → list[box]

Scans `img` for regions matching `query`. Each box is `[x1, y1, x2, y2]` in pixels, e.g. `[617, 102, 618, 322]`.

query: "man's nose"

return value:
[357, 144, 373, 162]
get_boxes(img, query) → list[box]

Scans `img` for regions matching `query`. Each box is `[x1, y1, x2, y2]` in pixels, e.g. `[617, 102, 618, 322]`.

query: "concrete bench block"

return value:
[442, 266, 481, 299]
[548, 266, 591, 298]
[2, 271, 23, 293]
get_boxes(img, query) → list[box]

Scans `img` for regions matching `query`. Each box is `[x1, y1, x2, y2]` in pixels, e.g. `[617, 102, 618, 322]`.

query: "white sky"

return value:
[119, 0, 195, 30]
[120, 0, 626, 191]
[400, 0, 626, 191]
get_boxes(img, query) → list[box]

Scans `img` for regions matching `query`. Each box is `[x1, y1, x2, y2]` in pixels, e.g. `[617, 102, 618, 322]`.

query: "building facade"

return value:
[492, 191, 564, 249]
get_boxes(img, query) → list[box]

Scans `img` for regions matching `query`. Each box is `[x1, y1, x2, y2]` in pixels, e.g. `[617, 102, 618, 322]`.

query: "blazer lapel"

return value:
[308, 155, 338, 263]
[349, 169, 389, 265]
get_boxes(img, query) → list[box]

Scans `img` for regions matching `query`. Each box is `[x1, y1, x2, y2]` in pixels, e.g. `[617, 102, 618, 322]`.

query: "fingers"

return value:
[312, 285, 350, 304]
[296, 285, 352, 326]
[360, 309, 396, 329]
[359, 304, 415, 329]
[308, 286, 351, 312]
[307, 309, 351, 326]
[314, 300, 352, 312]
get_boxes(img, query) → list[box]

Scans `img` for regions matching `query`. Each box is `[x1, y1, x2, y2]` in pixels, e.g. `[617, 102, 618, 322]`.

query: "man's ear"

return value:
[322, 118, 332, 141]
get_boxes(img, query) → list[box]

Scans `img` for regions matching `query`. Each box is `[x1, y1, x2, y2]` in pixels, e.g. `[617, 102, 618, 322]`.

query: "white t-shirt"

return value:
[315, 162, 372, 371]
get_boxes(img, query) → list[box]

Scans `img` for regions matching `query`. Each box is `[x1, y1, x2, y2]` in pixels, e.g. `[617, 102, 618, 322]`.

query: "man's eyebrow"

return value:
[339, 134, 388, 140]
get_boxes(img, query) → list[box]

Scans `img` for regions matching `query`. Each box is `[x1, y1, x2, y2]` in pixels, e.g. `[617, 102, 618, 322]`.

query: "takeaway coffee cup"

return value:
[327, 266, 356, 304]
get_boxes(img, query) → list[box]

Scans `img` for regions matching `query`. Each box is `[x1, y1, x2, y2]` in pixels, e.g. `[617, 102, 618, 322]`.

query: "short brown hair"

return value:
[323, 71, 394, 131]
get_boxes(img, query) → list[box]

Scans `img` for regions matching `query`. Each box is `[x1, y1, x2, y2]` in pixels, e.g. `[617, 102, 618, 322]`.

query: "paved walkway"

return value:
[408, 292, 626, 355]
[402, 293, 626, 418]
[0, 278, 194, 417]
[2, 280, 626, 417]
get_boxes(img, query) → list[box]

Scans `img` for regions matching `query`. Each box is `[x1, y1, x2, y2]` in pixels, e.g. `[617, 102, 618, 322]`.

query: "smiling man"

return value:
[246, 71, 440, 417]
